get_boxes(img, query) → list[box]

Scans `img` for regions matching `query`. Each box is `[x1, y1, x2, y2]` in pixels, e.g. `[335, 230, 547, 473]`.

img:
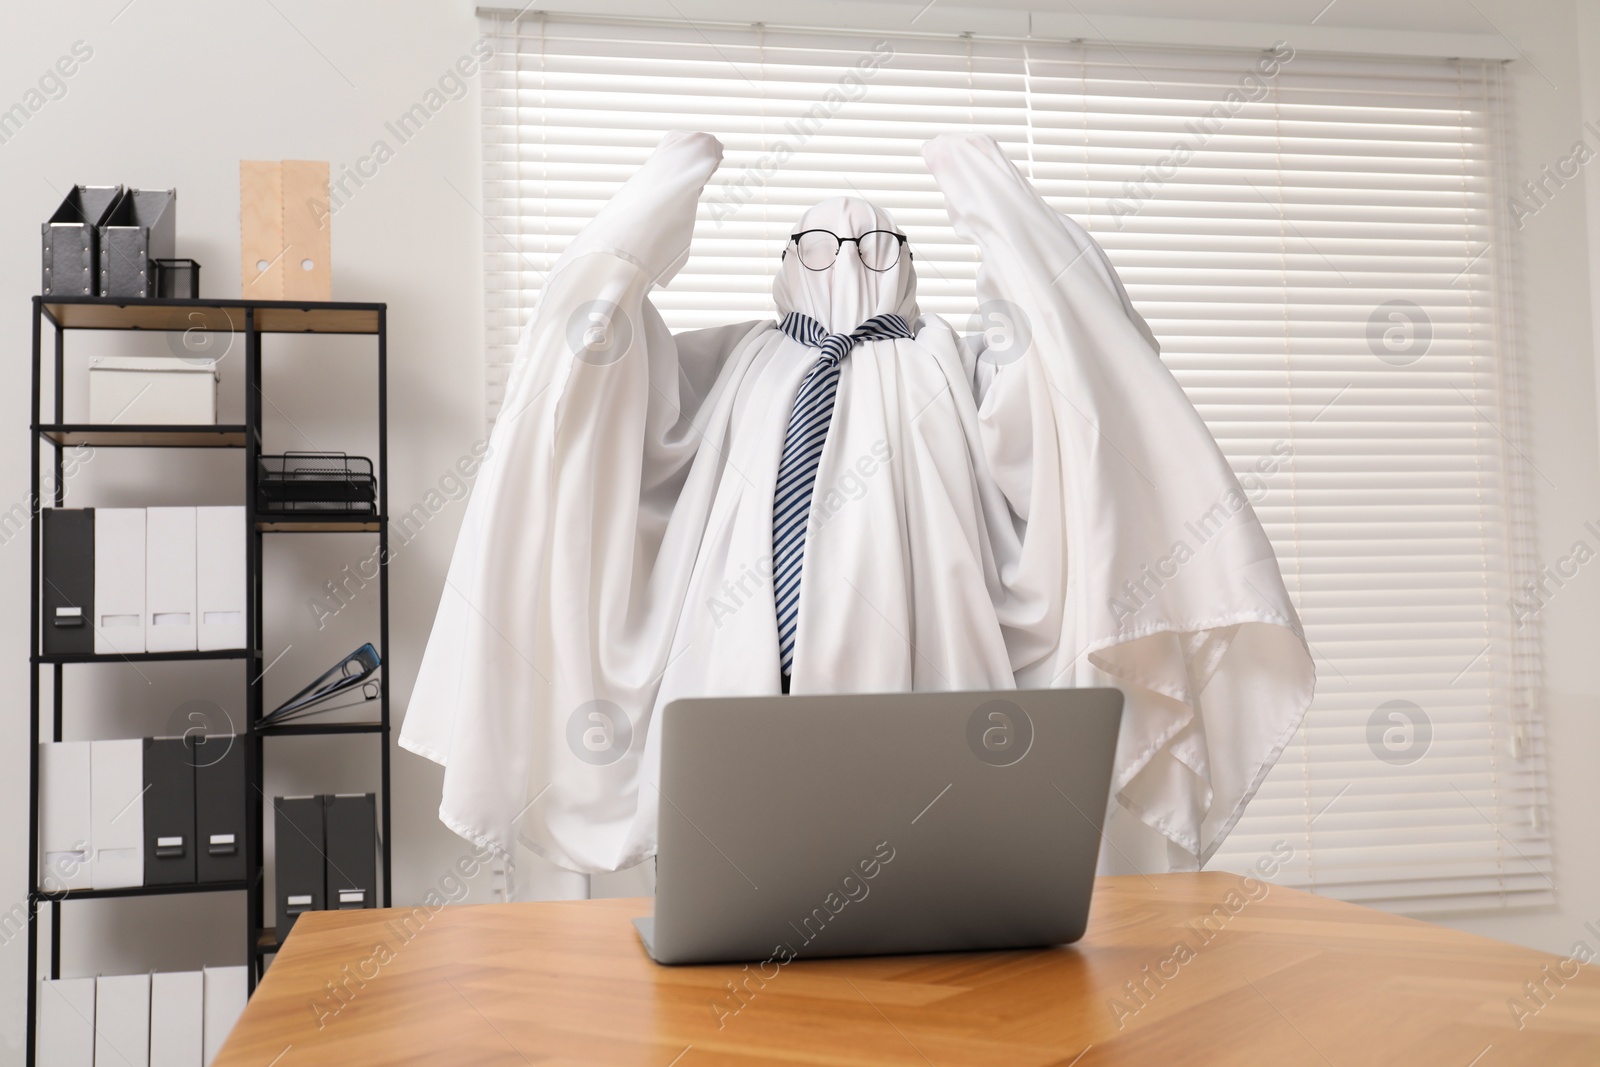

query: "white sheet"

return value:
[401, 130, 1315, 884]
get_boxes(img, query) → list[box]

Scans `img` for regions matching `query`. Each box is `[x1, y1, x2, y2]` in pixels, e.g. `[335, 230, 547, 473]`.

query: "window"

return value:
[477, 12, 1546, 913]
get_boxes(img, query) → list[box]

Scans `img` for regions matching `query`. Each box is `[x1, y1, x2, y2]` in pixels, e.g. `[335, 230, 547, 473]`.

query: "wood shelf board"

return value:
[256, 520, 381, 532]
[39, 424, 248, 448]
[254, 306, 379, 334]
[40, 298, 381, 335]
[43, 301, 243, 333]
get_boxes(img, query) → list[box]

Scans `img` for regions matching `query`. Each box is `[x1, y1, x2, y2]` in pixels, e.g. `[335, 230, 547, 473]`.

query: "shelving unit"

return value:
[25, 295, 392, 1067]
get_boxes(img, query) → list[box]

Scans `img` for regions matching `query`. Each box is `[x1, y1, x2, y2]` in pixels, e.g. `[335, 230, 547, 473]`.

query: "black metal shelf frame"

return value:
[24, 296, 392, 1067]
[33, 649, 254, 665]
[256, 721, 389, 737]
[32, 881, 251, 903]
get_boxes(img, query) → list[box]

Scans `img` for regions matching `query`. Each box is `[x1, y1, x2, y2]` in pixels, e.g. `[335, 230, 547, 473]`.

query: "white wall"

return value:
[0, 0, 1597, 1061]
[0, 2, 498, 1058]
[1458, 0, 1600, 958]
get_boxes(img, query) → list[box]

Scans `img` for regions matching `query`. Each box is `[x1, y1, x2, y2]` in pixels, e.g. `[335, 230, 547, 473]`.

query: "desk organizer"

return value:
[257, 452, 376, 517]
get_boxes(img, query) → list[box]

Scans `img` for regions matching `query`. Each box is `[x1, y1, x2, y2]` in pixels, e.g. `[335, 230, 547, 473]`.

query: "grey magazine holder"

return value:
[41, 184, 125, 296]
[99, 188, 176, 297]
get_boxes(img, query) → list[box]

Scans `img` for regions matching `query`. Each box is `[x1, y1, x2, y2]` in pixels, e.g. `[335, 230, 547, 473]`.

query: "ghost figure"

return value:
[401, 131, 1315, 894]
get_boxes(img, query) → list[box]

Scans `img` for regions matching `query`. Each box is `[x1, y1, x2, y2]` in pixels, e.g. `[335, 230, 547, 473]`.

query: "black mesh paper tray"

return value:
[257, 452, 376, 516]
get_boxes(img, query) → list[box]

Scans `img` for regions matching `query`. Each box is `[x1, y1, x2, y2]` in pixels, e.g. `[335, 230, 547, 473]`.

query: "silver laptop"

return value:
[633, 687, 1124, 965]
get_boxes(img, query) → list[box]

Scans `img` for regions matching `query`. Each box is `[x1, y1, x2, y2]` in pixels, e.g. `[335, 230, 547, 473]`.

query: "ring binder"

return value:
[261, 644, 381, 725]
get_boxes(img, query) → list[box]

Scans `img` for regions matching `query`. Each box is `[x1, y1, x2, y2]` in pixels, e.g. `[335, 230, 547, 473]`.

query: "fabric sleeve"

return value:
[400, 131, 738, 871]
[924, 132, 1316, 867]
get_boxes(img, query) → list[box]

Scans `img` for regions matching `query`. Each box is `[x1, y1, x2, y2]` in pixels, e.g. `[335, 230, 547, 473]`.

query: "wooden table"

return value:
[215, 873, 1600, 1065]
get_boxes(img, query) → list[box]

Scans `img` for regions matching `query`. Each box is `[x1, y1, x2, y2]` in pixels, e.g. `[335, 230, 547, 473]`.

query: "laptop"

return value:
[633, 687, 1124, 965]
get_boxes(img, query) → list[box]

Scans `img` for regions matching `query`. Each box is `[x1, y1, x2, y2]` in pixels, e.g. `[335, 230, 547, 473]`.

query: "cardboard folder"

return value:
[241, 160, 330, 300]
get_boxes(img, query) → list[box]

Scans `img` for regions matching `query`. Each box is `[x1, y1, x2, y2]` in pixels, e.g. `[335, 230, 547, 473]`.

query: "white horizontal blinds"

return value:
[480, 17, 1030, 416]
[478, 15, 1545, 912]
[1180, 52, 1547, 914]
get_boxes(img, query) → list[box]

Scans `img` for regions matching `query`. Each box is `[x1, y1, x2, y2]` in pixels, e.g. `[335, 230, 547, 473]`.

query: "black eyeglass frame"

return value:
[784, 228, 912, 272]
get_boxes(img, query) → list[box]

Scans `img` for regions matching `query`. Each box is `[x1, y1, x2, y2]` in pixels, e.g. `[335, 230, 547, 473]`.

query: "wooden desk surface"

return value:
[216, 873, 1600, 1066]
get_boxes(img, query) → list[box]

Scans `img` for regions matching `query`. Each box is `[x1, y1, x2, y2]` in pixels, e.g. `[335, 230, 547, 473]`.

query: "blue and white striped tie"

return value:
[772, 311, 915, 677]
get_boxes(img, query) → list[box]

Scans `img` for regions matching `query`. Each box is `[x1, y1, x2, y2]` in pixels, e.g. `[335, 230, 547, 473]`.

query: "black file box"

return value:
[99, 188, 176, 298]
[275, 796, 326, 938]
[41, 508, 95, 656]
[192, 733, 246, 883]
[143, 738, 196, 885]
[42, 185, 124, 296]
[323, 794, 377, 911]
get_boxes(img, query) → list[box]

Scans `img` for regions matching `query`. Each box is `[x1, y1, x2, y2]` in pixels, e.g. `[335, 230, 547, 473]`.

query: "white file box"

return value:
[38, 977, 95, 1067]
[90, 738, 144, 889]
[147, 506, 198, 652]
[95, 973, 151, 1067]
[202, 965, 248, 1065]
[151, 970, 205, 1067]
[94, 507, 146, 655]
[40, 741, 92, 891]
[88, 354, 217, 425]
[196, 506, 245, 651]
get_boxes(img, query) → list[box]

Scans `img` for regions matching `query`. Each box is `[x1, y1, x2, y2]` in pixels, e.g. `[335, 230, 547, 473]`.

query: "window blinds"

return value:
[477, 12, 1546, 914]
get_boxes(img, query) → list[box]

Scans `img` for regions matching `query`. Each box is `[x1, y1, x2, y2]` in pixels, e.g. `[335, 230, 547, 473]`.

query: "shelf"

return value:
[32, 880, 249, 902]
[35, 648, 252, 664]
[39, 296, 383, 335]
[256, 721, 388, 736]
[27, 290, 392, 1047]
[257, 518, 383, 532]
[37, 423, 247, 448]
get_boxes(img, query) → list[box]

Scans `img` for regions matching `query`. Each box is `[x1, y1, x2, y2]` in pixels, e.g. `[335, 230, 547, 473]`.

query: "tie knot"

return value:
[780, 312, 914, 365]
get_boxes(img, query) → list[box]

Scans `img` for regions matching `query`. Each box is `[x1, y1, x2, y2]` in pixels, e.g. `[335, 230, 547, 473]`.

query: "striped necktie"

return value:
[772, 310, 916, 677]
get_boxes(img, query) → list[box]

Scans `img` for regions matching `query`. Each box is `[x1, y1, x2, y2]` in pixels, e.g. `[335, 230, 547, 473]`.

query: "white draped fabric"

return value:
[401, 130, 1315, 884]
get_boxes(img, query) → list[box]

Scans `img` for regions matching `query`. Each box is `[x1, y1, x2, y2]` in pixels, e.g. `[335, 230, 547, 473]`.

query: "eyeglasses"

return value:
[786, 229, 910, 272]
